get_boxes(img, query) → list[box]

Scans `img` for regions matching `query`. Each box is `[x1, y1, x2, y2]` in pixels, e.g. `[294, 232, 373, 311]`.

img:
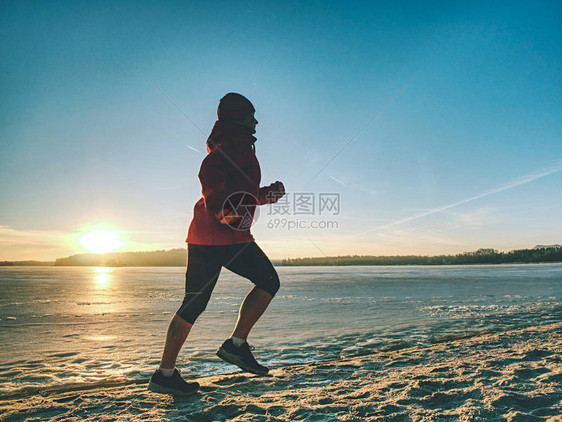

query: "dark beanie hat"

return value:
[217, 93, 255, 122]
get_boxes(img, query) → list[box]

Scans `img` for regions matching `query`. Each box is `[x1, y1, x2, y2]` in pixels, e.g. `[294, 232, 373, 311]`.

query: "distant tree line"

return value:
[3, 245, 560, 267]
[54, 249, 187, 267]
[0, 260, 55, 266]
[278, 246, 562, 266]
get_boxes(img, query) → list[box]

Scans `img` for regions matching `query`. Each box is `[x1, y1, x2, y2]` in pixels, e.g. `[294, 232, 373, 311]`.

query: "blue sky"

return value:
[1, 0, 561, 260]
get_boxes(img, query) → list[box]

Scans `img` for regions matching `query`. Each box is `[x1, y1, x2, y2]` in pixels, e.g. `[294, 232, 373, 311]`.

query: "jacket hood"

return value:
[206, 120, 257, 153]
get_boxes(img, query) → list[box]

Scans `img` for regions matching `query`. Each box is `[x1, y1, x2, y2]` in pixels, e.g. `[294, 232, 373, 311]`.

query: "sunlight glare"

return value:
[80, 230, 124, 253]
[95, 267, 111, 287]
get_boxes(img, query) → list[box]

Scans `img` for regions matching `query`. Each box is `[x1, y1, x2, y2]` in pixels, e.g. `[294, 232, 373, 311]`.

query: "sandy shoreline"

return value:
[1, 322, 561, 421]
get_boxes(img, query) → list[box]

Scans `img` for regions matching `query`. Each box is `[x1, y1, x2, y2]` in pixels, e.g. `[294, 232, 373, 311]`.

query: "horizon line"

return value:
[3, 243, 561, 263]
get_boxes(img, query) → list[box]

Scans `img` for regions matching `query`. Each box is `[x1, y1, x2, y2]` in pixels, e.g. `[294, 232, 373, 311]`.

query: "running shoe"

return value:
[148, 368, 199, 396]
[216, 339, 269, 375]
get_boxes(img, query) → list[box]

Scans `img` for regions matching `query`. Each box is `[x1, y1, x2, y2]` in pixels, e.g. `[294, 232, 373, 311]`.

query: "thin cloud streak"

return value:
[329, 175, 346, 186]
[353, 160, 562, 238]
[187, 145, 202, 154]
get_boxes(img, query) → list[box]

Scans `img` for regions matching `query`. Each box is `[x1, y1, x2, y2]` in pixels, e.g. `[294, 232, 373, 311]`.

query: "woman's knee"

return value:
[258, 272, 280, 297]
[176, 293, 210, 324]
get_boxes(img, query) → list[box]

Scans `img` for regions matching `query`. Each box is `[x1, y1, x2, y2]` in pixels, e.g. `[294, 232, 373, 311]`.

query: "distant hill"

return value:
[54, 249, 187, 267]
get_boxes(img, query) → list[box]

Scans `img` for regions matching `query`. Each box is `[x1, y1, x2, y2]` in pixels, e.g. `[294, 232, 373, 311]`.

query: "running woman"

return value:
[148, 93, 285, 396]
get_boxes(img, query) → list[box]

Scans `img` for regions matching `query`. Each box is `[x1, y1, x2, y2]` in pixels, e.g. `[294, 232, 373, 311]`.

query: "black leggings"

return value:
[176, 241, 280, 324]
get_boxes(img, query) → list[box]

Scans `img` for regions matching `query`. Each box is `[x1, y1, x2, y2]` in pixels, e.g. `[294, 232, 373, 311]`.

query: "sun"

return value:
[80, 230, 124, 254]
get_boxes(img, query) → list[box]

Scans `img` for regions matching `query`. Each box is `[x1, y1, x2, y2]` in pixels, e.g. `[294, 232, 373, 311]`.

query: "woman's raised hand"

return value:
[273, 181, 285, 198]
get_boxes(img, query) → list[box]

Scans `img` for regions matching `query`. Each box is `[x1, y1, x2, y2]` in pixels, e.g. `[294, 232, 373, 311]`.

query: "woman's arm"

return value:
[198, 153, 229, 214]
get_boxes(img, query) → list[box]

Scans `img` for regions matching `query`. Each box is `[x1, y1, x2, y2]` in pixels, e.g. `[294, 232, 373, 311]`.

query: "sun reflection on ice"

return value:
[84, 335, 116, 341]
[88, 268, 119, 315]
[94, 267, 111, 288]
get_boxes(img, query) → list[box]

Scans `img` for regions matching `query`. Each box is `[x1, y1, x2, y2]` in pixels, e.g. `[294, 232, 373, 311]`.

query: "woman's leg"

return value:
[231, 286, 273, 340]
[160, 245, 221, 369]
[224, 242, 280, 340]
[160, 314, 193, 369]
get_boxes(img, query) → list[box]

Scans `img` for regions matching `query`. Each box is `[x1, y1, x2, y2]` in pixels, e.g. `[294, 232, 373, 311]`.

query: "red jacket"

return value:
[186, 120, 277, 245]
